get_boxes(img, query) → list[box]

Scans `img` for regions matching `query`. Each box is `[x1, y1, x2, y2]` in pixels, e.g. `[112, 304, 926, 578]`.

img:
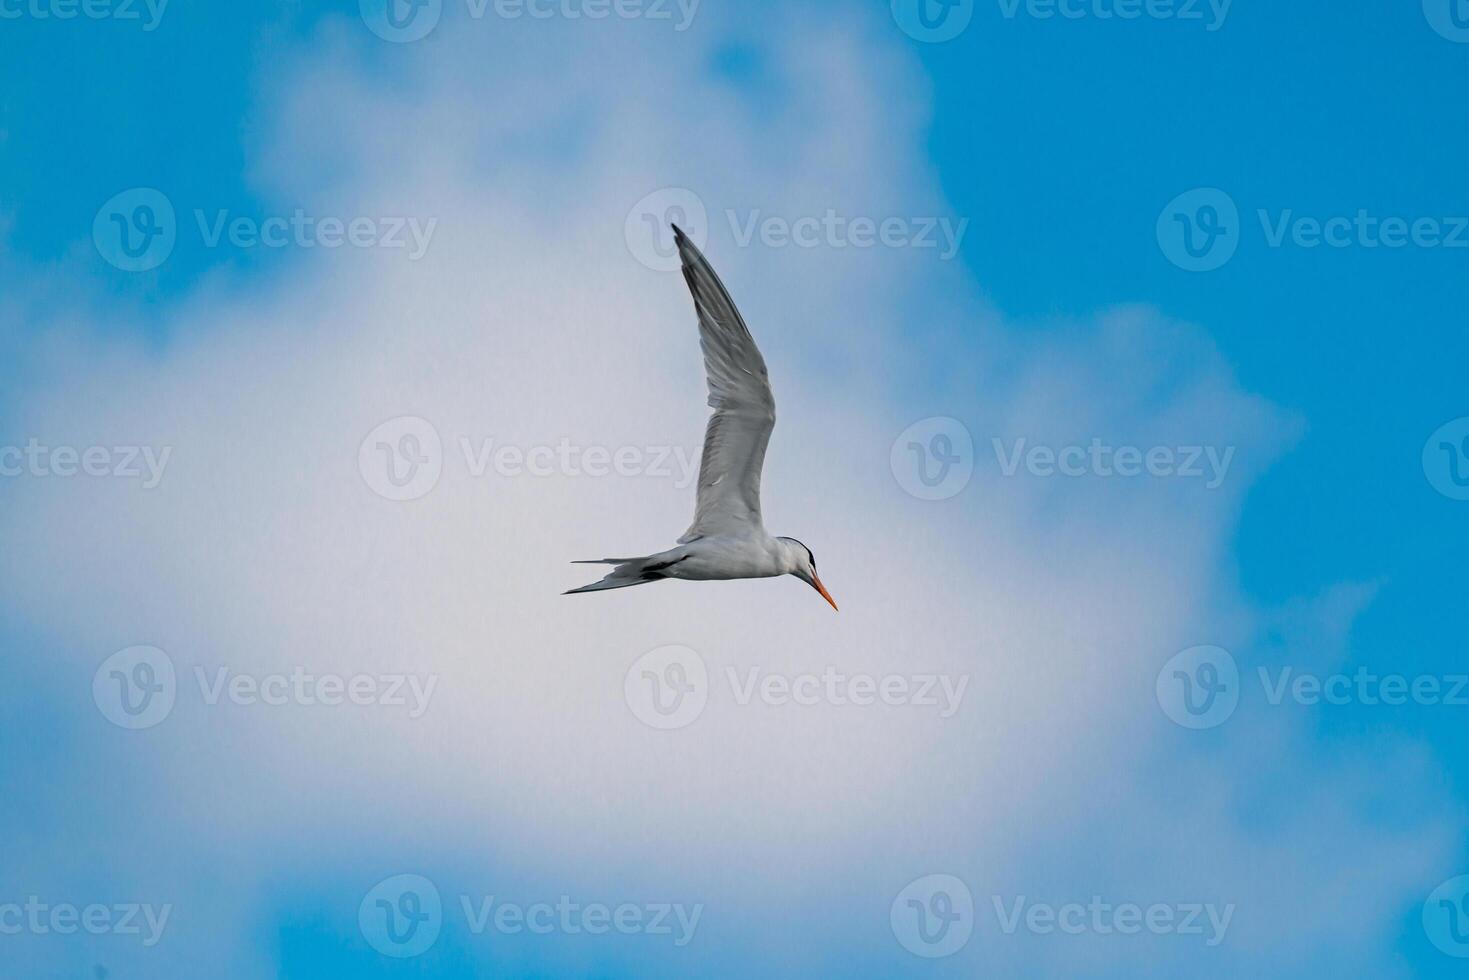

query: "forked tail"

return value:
[563, 553, 689, 595]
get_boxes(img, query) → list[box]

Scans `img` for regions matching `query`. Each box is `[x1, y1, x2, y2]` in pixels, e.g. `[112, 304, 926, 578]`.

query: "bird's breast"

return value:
[668, 535, 783, 581]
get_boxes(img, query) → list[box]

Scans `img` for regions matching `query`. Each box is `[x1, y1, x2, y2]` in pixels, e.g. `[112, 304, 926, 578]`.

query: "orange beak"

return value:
[811, 574, 839, 611]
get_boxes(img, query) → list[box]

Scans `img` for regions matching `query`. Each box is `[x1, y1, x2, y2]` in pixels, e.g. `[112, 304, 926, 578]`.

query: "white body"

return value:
[642, 534, 807, 582]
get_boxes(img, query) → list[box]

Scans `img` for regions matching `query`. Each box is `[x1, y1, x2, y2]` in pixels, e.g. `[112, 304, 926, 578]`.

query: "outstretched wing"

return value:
[672, 225, 776, 542]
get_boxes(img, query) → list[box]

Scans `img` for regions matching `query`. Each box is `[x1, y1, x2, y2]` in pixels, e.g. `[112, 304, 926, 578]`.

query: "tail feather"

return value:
[563, 553, 685, 595]
[563, 577, 657, 595]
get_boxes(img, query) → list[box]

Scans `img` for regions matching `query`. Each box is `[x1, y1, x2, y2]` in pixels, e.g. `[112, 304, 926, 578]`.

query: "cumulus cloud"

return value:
[0, 3, 1454, 977]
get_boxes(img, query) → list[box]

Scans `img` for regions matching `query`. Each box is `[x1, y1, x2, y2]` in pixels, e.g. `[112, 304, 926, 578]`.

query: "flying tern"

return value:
[566, 225, 837, 610]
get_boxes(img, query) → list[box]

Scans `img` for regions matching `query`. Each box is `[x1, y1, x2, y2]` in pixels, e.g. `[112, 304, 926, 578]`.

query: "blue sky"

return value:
[1, 1, 1467, 977]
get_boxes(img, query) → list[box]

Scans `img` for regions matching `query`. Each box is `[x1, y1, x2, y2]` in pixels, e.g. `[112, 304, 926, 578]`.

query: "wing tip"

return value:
[671, 223, 698, 261]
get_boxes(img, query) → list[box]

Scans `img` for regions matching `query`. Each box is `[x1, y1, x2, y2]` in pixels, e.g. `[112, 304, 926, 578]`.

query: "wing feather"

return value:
[672, 225, 776, 542]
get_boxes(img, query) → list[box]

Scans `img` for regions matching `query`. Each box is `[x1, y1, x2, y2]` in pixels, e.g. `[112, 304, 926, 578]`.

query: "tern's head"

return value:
[777, 537, 838, 611]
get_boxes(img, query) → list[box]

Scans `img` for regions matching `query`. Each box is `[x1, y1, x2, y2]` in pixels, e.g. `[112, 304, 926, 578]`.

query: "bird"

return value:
[565, 224, 837, 610]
